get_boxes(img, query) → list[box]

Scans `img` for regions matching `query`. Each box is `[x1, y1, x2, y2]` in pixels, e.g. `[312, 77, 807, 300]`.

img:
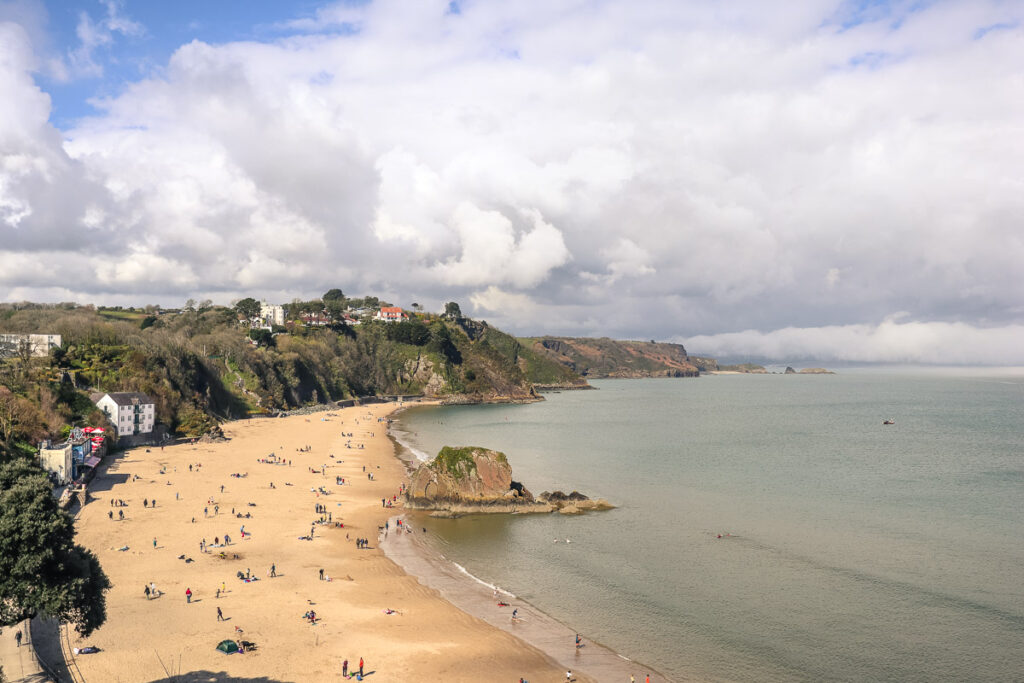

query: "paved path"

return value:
[0, 621, 52, 683]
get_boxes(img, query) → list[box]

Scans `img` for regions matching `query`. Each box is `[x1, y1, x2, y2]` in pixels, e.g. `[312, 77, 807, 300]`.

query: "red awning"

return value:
[84, 456, 101, 468]
[82, 427, 95, 433]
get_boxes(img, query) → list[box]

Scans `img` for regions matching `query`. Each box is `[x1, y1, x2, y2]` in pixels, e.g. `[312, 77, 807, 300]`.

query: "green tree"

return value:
[444, 301, 463, 320]
[322, 288, 345, 302]
[234, 297, 261, 320]
[248, 328, 275, 347]
[0, 460, 111, 636]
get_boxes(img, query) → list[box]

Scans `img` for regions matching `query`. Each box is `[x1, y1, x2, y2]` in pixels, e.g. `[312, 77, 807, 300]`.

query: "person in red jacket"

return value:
[185, 587, 192, 603]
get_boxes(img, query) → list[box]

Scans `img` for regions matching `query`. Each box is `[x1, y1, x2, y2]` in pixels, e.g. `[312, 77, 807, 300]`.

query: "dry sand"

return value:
[71, 402, 589, 682]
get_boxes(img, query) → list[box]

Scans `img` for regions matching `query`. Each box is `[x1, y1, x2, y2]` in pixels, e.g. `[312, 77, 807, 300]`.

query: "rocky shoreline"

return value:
[403, 445, 614, 517]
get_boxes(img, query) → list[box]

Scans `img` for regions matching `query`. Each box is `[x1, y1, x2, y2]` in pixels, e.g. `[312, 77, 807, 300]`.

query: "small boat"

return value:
[883, 419, 895, 425]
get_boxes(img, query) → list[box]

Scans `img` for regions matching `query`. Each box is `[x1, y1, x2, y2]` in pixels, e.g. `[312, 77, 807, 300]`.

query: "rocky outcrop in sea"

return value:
[405, 446, 613, 516]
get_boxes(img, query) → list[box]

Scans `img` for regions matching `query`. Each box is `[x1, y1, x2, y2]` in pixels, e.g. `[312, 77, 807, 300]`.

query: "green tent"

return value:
[216, 640, 239, 654]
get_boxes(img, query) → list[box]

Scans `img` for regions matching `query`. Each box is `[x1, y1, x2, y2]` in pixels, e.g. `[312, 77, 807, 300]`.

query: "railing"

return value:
[59, 622, 85, 683]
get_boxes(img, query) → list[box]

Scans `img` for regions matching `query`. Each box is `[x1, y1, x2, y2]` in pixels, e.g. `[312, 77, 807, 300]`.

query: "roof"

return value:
[379, 307, 404, 314]
[99, 392, 154, 406]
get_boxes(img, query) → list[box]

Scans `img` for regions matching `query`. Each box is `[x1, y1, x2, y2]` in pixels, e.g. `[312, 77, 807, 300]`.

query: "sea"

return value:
[389, 370, 1024, 682]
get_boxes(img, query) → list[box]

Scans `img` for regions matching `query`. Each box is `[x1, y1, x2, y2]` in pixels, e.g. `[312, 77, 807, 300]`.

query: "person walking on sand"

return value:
[217, 606, 224, 621]
[153, 537, 157, 549]
[185, 587, 192, 603]
[15, 630, 22, 647]
[270, 563, 276, 577]
[359, 657, 364, 676]
[319, 568, 324, 581]
[342, 659, 348, 677]
[144, 584, 151, 600]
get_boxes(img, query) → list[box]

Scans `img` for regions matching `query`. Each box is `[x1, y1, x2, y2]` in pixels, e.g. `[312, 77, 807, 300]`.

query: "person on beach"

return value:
[153, 537, 157, 549]
[512, 608, 518, 620]
[342, 659, 348, 676]
[185, 587, 192, 603]
[359, 657, 364, 676]
[217, 607, 224, 621]
[566, 670, 572, 681]
[150, 582, 157, 597]
[576, 633, 582, 648]
[144, 584, 150, 600]
[118, 509, 124, 520]
[319, 568, 324, 580]
[271, 563, 276, 577]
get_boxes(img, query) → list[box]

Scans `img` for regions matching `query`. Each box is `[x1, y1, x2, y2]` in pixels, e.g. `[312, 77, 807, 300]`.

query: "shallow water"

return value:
[393, 372, 1024, 682]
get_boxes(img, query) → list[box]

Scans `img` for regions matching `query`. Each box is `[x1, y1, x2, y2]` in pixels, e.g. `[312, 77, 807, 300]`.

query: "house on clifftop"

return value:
[94, 392, 156, 437]
[374, 306, 408, 323]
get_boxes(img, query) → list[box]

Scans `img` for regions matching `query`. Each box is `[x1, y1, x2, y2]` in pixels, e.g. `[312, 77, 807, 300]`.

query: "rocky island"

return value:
[405, 446, 614, 516]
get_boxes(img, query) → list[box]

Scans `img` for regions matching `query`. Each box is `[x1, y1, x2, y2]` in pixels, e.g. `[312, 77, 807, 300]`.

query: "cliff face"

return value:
[520, 337, 700, 378]
[406, 446, 550, 513]
[406, 446, 614, 515]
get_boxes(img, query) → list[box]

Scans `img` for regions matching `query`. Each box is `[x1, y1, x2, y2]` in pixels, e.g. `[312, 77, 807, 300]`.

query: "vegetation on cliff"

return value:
[0, 300, 574, 454]
[519, 336, 700, 378]
[431, 446, 508, 478]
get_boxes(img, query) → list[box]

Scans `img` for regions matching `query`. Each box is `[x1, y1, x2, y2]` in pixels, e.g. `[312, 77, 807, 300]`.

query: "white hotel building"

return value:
[94, 392, 156, 437]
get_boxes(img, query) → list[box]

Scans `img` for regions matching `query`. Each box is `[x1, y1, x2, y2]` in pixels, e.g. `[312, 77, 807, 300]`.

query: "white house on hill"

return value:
[0, 333, 62, 357]
[260, 300, 285, 326]
[95, 392, 156, 437]
[374, 307, 408, 323]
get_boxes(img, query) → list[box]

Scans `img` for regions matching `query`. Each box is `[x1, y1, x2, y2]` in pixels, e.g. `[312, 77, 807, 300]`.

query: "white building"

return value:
[374, 307, 408, 323]
[0, 333, 62, 357]
[260, 301, 285, 326]
[38, 442, 74, 484]
[95, 392, 156, 437]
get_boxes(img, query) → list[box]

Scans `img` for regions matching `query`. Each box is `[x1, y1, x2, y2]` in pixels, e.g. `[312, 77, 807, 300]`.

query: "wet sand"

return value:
[69, 402, 588, 682]
[381, 519, 673, 683]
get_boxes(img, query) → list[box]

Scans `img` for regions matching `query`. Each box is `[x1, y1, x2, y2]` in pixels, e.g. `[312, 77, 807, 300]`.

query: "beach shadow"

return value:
[88, 472, 130, 494]
[29, 615, 73, 683]
[145, 670, 290, 682]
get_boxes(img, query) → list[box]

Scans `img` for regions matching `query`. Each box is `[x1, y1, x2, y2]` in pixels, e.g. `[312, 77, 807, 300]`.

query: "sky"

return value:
[1, 0, 1023, 365]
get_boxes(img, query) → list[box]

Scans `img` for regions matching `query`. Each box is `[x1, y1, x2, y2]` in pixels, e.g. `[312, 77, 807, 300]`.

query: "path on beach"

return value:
[67, 403, 583, 682]
[0, 621, 50, 683]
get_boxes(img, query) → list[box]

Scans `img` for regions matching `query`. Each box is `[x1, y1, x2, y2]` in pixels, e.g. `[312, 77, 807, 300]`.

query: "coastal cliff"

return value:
[405, 446, 613, 515]
[519, 337, 700, 378]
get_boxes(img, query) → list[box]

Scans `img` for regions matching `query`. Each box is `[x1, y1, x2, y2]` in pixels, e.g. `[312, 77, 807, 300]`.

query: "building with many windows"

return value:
[94, 392, 156, 437]
[0, 333, 62, 357]
[260, 301, 285, 326]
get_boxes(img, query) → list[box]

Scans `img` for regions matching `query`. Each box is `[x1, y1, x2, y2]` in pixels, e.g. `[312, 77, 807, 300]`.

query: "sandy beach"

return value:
[69, 402, 591, 682]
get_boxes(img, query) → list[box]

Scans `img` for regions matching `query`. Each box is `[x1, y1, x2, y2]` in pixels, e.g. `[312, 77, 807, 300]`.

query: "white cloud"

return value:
[469, 285, 537, 317]
[1, 0, 1024, 362]
[431, 203, 570, 288]
[67, 0, 142, 78]
[601, 238, 655, 283]
[684, 319, 1024, 366]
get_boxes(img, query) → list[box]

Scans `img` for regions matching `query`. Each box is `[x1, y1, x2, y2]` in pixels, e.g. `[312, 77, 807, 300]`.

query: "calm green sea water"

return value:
[392, 372, 1024, 682]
